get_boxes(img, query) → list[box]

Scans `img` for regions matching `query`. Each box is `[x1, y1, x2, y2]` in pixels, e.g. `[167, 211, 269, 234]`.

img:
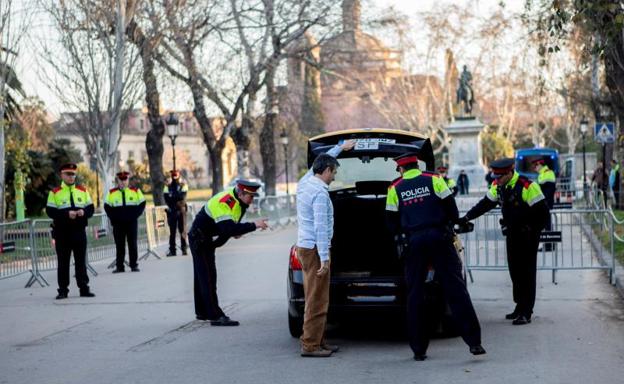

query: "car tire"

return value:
[288, 312, 303, 338]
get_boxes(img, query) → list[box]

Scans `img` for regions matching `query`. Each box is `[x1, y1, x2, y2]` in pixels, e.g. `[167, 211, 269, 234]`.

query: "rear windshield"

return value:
[331, 157, 427, 191]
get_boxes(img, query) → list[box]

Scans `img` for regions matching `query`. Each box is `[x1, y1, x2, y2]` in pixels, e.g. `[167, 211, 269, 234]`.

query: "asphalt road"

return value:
[1, 226, 624, 384]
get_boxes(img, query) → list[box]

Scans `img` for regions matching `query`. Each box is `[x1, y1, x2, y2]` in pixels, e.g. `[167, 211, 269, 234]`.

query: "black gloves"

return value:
[455, 216, 474, 234]
[456, 216, 470, 226]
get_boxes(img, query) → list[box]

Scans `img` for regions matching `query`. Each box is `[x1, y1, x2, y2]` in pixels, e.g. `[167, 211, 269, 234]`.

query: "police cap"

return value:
[60, 163, 78, 174]
[393, 152, 419, 167]
[116, 171, 130, 180]
[236, 179, 261, 196]
[489, 158, 515, 178]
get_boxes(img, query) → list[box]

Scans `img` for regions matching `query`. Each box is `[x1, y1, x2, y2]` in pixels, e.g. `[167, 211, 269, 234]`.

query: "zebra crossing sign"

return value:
[594, 122, 615, 144]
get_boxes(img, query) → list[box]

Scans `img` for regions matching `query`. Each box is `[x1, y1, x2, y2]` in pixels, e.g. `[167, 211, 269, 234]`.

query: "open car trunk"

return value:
[330, 181, 402, 277]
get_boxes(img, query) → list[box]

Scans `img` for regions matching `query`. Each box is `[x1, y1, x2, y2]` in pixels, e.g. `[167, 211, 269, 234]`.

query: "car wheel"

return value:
[288, 312, 303, 338]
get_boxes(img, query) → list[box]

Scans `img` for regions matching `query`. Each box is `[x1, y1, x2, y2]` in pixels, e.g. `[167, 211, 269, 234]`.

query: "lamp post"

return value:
[279, 129, 289, 195]
[580, 116, 588, 198]
[166, 112, 179, 171]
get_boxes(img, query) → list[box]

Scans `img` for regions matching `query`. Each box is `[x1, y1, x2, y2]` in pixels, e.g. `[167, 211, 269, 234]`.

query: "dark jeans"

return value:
[506, 230, 540, 316]
[168, 210, 187, 253]
[405, 229, 481, 355]
[55, 229, 89, 294]
[113, 221, 138, 269]
[190, 231, 225, 320]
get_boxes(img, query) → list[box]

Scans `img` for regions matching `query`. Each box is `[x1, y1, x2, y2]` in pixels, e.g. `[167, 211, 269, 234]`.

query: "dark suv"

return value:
[287, 129, 458, 337]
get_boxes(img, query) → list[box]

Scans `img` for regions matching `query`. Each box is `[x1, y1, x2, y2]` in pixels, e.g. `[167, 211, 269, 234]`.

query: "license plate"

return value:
[353, 138, 395, 150]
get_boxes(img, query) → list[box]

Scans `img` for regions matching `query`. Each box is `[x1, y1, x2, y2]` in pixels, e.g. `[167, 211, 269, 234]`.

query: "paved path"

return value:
[1, 226, 624, 384]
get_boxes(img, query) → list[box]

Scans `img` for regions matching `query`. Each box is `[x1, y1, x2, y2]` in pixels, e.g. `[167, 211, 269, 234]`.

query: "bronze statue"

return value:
[456, 65, 474, 115]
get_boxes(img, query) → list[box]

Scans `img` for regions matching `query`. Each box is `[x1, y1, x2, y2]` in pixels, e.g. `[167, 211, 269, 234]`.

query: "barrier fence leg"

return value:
[610, 215, 616, 285]
[140, 210, 161, 260]
[25, 220, 48, 288]
[86, 253, 98, 276]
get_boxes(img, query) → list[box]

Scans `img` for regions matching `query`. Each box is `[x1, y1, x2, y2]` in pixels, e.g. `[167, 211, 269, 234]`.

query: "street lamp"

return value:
[580, 116, 589, 197]
[279, 129, 290, 195]
[166, 112, 179, 171]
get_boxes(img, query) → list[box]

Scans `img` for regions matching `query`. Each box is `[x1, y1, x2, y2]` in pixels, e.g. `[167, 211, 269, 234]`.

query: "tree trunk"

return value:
[126, 20, 166, 205]
[208, 143, 225, 193]
[146, 118, 165, 205]
[260, 110, 277, 196]
[190, 78, 224, 193]
[232, 113, 253, 179]
[260, 60, 278, 195]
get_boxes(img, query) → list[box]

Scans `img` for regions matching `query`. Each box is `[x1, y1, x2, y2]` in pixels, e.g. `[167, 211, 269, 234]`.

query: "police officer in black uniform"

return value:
[164, 170, 188, 256]
[189, 180, 269, 326]
[104, 171, 146, 273]
[458, 158, 550, 325]
[386, 153, 485, 361]
[46, 163, 95, 299]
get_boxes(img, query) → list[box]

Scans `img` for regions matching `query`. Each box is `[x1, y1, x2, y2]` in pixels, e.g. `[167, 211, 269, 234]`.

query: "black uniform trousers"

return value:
[54, 229, 89, 294]
[189, 231, 225, 320]
[505, 229, 540, 317]
[405, 228, 481, 355]
[168, 209, 188, 253]
[112, 220, 138, 270]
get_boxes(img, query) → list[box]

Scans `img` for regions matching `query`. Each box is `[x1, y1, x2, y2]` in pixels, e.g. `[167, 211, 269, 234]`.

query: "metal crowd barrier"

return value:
[0, 220, 36, 281]
[459, 208, 616, 284]
[1, 194, 296, 287]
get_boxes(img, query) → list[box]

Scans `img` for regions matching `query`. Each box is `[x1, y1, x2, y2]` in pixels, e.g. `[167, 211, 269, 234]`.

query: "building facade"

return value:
[54, 109, 238, 189]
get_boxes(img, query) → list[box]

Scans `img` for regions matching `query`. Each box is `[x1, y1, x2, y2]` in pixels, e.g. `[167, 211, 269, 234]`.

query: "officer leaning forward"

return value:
[164, 169, 188, 256]
[104, 171, 146, 273]
[46, 163, 95, 299]
[189, 180, 269, 326]
[386, 153, 485, 361]
[459, 158, 550, 325]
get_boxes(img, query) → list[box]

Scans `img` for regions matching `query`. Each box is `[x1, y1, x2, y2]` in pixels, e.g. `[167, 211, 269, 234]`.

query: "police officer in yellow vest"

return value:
[164, 170, 188, 256]
[46, 163, 95, 299]
[459, 158, 550, 325]
[386, 154, 484, 361]
[533, 159, 556, 209]
[189, 180, 269, 326]
[533, 159, 556, 251]
[437, 165, 458, 196]
[104, 171, 146, 273]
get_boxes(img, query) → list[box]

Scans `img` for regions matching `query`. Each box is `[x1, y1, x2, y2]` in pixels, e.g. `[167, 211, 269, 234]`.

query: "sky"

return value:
[14, 0, 528, 117]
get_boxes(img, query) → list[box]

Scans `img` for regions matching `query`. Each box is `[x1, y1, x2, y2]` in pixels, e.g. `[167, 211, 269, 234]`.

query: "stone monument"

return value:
[446, 66, 487, 191]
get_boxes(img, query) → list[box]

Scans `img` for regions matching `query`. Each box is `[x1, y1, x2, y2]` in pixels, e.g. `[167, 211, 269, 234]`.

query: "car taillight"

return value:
[289, 246, 302, 270]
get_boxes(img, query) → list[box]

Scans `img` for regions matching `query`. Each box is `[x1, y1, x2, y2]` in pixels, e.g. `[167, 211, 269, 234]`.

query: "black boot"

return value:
[80, 289, 96, 298]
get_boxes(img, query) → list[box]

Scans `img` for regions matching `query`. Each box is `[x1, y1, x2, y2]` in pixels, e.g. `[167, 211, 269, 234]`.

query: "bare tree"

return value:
[126, 1, 167, 204]
[39, 0, 142, 198]
[156, 0, 336, 194]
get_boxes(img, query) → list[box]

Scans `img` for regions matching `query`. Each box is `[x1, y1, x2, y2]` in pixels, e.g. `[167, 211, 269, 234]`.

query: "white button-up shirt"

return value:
[296, 145, 342, 262]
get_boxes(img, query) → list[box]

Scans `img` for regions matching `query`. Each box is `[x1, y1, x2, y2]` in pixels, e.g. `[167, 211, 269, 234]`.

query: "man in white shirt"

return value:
[296, 139, 355, 357]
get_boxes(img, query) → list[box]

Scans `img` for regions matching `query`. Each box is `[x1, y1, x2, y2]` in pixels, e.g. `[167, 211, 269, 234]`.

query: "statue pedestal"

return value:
[445, 117, 487, 192]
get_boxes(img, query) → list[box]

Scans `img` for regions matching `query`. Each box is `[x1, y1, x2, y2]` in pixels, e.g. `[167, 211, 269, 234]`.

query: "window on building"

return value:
[128, 150, 135, 160]
[140, 119, 145, 130]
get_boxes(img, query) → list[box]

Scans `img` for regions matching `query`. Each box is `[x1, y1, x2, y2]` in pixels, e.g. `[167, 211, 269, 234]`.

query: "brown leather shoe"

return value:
[321, 343, 339, 353]
[301, 348, 332, 357]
